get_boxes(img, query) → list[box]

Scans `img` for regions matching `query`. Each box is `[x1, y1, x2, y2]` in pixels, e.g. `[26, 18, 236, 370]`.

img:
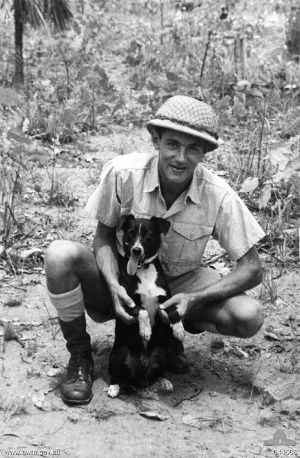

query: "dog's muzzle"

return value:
[127, 246, 145, 276]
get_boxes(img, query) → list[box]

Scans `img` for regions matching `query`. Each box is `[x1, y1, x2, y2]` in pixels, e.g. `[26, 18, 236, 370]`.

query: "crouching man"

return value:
[45, 95, 265, 405]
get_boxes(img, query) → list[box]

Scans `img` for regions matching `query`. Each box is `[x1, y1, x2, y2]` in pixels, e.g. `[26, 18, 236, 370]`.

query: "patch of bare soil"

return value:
[0, 132, 299, 458]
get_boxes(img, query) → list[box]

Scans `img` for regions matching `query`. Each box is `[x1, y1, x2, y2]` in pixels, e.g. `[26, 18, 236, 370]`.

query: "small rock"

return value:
[32, 392, 45, 409]
[264, 331, 280, 341]
[263, 375, 300, 405]
[47, 367, 61, 377]
[279, 399, 300, 416]
[232, 346, 249, 358]
[152, 377, 173, 393]
[210, 338, 224, 351]
[258, 409, 279, 426]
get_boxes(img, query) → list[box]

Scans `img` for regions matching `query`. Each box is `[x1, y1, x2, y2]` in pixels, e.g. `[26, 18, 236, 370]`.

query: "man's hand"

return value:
[159, 293, 194, 322]
[110, 283, 136, 324]
[93, 222, 137, 324]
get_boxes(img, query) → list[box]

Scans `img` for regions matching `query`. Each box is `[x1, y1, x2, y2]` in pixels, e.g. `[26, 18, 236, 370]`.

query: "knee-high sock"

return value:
[48, 284, 84, 322]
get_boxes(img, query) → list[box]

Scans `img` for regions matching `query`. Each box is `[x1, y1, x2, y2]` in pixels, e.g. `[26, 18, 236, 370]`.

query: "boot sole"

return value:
[61, 392, 93, 406]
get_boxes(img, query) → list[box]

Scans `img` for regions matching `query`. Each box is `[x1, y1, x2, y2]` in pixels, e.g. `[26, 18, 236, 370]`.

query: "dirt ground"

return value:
[0, 131, 299, 458]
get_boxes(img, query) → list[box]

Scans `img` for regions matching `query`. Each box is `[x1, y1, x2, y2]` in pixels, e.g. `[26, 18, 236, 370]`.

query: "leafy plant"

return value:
[5, 0, 73, 86]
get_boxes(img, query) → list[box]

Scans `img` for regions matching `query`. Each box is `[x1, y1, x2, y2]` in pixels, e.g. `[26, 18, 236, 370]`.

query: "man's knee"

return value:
[228, 295, 264, 338]
[45, 240, 79, 275]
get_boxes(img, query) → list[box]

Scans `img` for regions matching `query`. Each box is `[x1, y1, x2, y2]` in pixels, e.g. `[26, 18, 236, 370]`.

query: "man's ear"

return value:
[120, 214, 135, 231]
[150, 217, 170, 235]
[149, 127, 160, 150]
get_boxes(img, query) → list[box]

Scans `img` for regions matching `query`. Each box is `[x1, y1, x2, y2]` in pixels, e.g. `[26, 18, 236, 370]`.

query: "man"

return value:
[45, 95, 265, 405]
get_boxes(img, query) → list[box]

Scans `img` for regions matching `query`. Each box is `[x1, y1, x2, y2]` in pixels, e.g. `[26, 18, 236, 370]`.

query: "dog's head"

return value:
[121, 215, 170, 276]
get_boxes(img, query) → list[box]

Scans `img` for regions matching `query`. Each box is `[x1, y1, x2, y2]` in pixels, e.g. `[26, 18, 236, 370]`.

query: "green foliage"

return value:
[7, 0, 73, 30]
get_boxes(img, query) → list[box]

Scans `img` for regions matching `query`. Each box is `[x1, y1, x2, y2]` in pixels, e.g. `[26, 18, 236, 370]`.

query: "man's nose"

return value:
[177, 147, 188, 162]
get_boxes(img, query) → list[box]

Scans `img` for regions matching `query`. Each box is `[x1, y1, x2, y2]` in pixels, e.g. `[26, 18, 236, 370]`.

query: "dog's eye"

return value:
[124, 241, 129, 246]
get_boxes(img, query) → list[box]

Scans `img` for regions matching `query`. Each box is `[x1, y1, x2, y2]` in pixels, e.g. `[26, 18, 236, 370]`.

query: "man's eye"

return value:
[167, 142, 178, 150]
[188, 147, 203, 156]
[189, 148, 199, 155]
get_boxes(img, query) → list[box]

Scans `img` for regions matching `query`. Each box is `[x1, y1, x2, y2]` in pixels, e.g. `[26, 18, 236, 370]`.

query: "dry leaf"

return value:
[240, 177, 259, 193]
[139, 411, 169, 421]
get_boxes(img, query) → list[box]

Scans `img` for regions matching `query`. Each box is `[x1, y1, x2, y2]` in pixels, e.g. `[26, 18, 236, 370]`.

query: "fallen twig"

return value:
[258, 247, 285, 265]
[5, 284, 27, 291]
[4, 249, 17, 276]
[203, 253, 225, 266]
[173, 386, 203, 407]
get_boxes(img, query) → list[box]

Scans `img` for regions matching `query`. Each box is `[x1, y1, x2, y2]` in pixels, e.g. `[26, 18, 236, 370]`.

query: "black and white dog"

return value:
[108, 215, 185, 398]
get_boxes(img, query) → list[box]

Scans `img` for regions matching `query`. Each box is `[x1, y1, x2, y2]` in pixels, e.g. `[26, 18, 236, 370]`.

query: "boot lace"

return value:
[67, 353, 91, 381]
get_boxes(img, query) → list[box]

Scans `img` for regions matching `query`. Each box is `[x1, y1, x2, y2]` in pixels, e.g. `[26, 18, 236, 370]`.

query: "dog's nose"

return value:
[132, 246, 142, 256]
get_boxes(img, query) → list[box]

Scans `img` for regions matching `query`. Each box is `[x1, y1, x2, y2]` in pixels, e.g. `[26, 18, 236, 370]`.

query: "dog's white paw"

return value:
[138, 310, 152, 341]
[141, 324, 152, 341]
[171, 321, 185, 341]
[108, 384, 120, 398]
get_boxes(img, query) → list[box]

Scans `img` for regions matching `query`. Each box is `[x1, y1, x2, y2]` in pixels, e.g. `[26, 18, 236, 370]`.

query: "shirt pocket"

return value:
[167, 222, 213, 264]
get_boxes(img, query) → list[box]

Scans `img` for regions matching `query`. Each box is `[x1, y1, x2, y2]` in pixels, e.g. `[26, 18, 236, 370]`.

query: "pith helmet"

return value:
[146, 95, 219, 150]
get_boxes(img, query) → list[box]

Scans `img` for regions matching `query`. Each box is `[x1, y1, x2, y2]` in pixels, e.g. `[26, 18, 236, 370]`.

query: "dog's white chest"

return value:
[136, 264, 166, 298]
[136, 264, 166, 327]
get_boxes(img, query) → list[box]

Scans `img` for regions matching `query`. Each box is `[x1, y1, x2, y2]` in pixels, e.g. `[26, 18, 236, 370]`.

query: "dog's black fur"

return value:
[108, 215, 183, 396]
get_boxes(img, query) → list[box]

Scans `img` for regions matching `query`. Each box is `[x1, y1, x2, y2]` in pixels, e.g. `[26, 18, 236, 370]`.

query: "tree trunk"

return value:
[14, 0, 24, 87]
[234, 34, 246, 79]
[286, 6, 300, 56]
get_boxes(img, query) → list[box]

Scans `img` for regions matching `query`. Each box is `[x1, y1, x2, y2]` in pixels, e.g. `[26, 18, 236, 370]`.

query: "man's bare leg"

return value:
[45, 240, 113, 405]
[185, 293, 264, 337]
[169, 267, 264, 337]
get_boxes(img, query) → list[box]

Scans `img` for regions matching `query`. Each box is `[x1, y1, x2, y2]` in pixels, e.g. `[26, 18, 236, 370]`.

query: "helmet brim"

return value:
[146, 118, 219, 150]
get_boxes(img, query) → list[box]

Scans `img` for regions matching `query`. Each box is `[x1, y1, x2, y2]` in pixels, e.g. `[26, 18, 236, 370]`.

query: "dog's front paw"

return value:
[138, 310, 152, 341]
[108, 384, 120, 398]
[171, 321, 185, 341]
[140, 324, 152, 341]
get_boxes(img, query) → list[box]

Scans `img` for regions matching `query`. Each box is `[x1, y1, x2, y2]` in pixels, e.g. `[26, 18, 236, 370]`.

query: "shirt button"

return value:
[190, 233, 195, 239]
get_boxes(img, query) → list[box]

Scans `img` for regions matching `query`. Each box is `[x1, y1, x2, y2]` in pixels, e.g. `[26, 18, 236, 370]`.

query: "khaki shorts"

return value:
[167, 266, 220, 296]
[167, 266, 221, 333]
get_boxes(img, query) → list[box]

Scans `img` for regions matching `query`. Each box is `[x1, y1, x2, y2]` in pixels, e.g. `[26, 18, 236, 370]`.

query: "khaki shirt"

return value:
[85, 152, 265, 277]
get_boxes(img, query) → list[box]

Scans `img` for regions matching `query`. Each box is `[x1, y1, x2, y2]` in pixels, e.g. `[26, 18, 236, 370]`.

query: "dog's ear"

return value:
[150, 217, 170, 235]
[120, 214, 135, 231]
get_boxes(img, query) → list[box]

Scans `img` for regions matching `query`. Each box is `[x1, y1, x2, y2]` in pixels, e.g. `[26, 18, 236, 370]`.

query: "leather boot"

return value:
[59, 315, 94, 405]
[61, 352, 94, 405]
[166, 337, 189, 374]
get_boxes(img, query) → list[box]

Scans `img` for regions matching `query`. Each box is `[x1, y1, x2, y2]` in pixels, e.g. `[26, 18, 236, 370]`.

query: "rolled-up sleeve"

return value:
[84, 161, 121, 227]
[213, 191, 265, 261]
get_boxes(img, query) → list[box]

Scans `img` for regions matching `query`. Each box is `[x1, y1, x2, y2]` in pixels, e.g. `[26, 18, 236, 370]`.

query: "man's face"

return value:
[156, 129, 207, 189]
